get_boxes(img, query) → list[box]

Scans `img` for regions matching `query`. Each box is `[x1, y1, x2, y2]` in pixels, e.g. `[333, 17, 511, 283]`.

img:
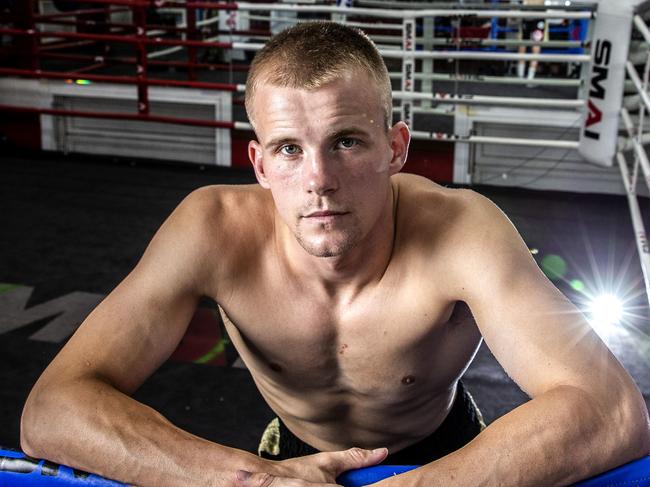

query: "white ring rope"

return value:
[393, 106, 453, 116]
[392, 91, 584, 109]
[233, 3, 593, 20]
[215, 39, 588, 65]
[388, 72, 581, 87]
[353, 0, 595, 11]
[410, 131, 580, 148]
[429, 38, 585, 48]
[377, 49, 589, 63]
[339, 20, 404, 31]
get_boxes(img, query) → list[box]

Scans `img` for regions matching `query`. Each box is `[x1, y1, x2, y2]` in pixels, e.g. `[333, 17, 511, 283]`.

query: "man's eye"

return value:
[279, 144, 300, 156]
[338, 138, 358, 149]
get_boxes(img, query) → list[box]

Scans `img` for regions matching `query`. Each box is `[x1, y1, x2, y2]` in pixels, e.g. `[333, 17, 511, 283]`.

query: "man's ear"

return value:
[249, 140, 271, 189]
[388, 121, 411, 175]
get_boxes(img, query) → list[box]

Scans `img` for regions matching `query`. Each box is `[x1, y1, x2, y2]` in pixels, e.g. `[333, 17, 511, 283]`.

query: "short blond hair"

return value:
[245, 21, 392, 131]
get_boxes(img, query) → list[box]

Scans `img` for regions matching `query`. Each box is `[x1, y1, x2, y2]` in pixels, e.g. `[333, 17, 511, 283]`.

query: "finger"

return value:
[329, 447, 389, 474]
[235, 469, 322, 487]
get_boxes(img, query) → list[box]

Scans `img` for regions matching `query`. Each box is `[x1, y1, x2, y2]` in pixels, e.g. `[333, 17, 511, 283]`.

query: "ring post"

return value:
[578, 0, 642, 166]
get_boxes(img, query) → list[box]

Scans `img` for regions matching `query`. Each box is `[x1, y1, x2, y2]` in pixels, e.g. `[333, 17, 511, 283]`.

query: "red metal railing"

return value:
[1, 0, 254, 129]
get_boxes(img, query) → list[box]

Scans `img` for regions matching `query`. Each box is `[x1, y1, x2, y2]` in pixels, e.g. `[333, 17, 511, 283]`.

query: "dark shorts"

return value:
[258, 381, 486, 465]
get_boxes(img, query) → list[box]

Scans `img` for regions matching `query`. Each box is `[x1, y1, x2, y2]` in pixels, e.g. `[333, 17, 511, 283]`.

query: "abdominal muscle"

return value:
[262, 380, 459, 454]
[218, 301, 482, 454]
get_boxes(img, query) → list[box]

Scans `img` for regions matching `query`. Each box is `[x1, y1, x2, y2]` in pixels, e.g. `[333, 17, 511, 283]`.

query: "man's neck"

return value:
[276, 184, 399, 304]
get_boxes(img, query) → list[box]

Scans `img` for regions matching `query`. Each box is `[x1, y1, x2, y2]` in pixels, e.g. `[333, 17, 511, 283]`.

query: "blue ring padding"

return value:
[0, 449, 126, 486]
[337, 465, 418, 486]
[572, 456, 650, 487]
[2, 449, 649, 486]
[337, 457, 650, 487]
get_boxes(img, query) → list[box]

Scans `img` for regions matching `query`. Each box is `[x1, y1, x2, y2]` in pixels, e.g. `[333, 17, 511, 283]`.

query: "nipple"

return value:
[401, 375, 416, 385]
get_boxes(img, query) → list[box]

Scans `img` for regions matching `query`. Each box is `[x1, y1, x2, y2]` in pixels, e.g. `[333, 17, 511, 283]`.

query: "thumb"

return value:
[333, 447, 388, 473]
[235, 469, 277, 487]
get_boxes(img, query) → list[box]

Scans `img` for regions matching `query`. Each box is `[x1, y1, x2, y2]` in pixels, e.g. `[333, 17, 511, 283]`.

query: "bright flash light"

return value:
[588, 294, 624, 339]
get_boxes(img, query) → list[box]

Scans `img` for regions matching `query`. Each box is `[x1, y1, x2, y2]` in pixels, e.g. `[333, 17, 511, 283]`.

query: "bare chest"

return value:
[219, 288, 481, 399]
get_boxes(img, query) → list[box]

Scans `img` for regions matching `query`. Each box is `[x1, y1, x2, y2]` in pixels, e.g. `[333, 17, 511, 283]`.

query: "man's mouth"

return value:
[303, 210, 349, 219]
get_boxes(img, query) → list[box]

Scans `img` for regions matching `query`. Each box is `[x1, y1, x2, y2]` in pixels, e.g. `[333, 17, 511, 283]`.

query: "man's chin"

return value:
[300, 243, 346, 258]
[310, 249, 342, 258]
[296, 236, 355, 258]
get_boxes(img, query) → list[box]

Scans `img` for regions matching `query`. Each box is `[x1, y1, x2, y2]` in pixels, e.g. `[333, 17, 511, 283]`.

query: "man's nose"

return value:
[303, 151, 339, 195]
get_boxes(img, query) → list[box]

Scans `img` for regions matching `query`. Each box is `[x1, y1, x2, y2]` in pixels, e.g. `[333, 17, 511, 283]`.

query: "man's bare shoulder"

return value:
[174, 183, 273, 237]
[392, 174, 515, 283]
[392, 172, 498, 235]
[171, 183, 275, 258]
[152, 184, 274, 294]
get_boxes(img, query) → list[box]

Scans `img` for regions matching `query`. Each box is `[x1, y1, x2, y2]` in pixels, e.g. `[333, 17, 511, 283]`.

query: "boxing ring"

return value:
[1, 0, 650, 485]
[0, 1, 594, 149]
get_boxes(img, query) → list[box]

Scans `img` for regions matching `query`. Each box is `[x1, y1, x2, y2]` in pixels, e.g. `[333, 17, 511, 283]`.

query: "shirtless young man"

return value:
[21, 22, 649, 487]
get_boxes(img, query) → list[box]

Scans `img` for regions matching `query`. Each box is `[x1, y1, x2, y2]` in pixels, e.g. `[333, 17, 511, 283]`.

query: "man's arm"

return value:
[20, 188, 270, 487]
[21, 187, 387, 487]
[386, 191, 650, 486]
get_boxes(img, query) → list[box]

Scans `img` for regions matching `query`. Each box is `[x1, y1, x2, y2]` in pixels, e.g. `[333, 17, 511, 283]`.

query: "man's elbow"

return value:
[21, 388, 46, 458]
[20, 384, 63, 459]
[627, 403, 650, 458]
[615, 384, 650, 460]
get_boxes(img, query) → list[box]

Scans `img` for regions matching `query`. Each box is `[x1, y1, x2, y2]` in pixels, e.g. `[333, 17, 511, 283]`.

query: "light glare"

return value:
[588, 294, 624, 339]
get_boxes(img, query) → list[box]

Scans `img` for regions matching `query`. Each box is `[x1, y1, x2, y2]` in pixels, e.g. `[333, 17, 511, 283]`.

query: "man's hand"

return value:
[234, 447, 388, 487]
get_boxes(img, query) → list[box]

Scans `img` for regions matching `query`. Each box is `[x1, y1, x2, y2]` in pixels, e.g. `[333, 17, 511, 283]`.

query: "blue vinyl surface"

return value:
[337, 465, 418, 486]
[0, 449, 125, 486]
[572, 455, 650, 487]
[336, 457, 650, 487]
[2, 449, 649, 486]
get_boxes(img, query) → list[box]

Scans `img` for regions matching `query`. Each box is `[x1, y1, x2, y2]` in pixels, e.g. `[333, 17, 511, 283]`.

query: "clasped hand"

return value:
[234, 447, 388, 487]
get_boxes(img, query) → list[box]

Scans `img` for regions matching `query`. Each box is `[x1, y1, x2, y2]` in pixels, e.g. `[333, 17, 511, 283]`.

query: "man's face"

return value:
[248, 70, 408, 258]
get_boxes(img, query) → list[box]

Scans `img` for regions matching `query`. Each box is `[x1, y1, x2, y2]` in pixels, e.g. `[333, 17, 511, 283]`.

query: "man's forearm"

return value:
[21, 378, 266, 487]
[380, 385, 649, 487]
